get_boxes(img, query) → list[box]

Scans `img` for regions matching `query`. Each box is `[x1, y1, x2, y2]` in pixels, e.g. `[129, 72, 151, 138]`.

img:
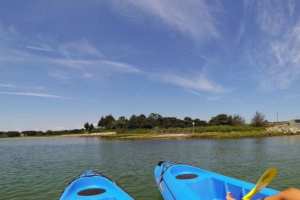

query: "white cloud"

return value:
[2, 35, 223, 94]
[1, 23, 223, 94]
[26, 45, 53, 52]
[50, 58, 93, 69]
[48, 71, 71, 81]
[0, 91, 66, 99]
[100, 60, 141, 73]
[0, 83, 16, 88]
[58, 39, 103, 58]
[42, 39, 141, 75]
[260, 24, 300, 89]
[255, 0, 295, 36]
[159, 73, 224, 93]
[247, 0, 300, 89]
[0, 35, 142, 77]
[82, 72, 93, 79]
[0, 83, 45, 91]
[50, 58, 141, 74]
[57, 40, 141, 74]
[112, 0, 220, 41]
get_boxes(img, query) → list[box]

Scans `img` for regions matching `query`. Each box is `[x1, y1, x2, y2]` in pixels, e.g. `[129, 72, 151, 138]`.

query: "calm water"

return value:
[1, 136, 300, 200]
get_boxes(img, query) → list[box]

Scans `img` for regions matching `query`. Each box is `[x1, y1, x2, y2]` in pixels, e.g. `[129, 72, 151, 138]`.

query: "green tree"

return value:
[161, 117, 185, 128]
[22, 131, 44, 136]
[89, 124, 94, 131]
[115, 116, 128, 129]
[0, 132, 8, 138]
[184, 117, 193, 127]
[209, 114, 232, 125]
[128, 115, 139, 129]
[84, 123, 94, 132]
[84, 122, 90, 131]
[251, 112, 266, 127]
[231, 115, 245, 126]
[98, 115, 115, 129]
[6, 131, 20, 137]
[194, 118, 207, 126]
[97, 117, 105, 128]
[147, 113, 162, 128]
[136, 114, 148, 128]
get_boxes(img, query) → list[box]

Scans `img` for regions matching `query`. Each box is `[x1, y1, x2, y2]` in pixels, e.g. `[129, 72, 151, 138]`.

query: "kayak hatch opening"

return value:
[78, 188, 106, 196]
[176, 174, 198, 180]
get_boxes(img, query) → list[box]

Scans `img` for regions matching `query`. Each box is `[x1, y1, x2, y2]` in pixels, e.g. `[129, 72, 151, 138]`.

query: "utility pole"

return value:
[276, 112, 279, 122]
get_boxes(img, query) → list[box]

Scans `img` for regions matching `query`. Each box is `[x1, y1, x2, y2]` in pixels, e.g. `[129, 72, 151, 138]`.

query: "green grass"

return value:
[2, 125, 298, 140]
[99, 125, 300, 140]
[114, 125, 263, 134]
[159, 125, 264, 133]
[99, 125, 280, 140]
[102, 131, 299, 140]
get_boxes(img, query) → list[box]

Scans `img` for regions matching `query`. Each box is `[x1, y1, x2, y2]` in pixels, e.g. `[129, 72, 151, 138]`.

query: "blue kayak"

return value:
[60, 170, 134, 200]
[155, 161, 279, 200]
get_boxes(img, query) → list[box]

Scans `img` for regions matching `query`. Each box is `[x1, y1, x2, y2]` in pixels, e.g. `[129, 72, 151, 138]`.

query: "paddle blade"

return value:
[256, 168, 277, 191]
[242, 168, 278, 200]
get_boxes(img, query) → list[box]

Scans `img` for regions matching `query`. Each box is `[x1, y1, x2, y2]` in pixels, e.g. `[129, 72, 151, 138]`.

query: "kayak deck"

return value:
[155, 161, 279, 200]
[60, 170, 133, 200]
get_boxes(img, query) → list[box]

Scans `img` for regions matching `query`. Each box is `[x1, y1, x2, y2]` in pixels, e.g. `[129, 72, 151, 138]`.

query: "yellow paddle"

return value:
[242, 168, 278, 200]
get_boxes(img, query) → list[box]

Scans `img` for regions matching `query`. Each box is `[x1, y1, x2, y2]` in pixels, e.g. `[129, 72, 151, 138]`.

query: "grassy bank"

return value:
[1, 125, 299, 140]
[100, 125, 300, 140]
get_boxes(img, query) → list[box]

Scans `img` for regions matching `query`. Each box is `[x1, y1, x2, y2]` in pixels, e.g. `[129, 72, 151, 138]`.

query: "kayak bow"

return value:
[60, 170, 134, 200]
[154, 161, 279, 200]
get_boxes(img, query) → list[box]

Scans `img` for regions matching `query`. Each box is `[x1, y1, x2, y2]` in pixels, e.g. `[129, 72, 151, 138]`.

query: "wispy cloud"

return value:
[1, 36, 224, 94]
[82, 72, 94, 79]
[158, 73, 224, 93]
[50, 58, 94, 69]
[26, 45, 53, 52]
[113, 0, 220, 41]
[1, 23, 223, 95]
[260, 23, 300, 89]
[0, 83, 16, 88]
[0, 83, 45, 91]
[0, 91, 66, 99]
[48, 71, 71, 81]
[58, 39, 103, 58]
[0, 34, 142, 78]
[48, 69, 94, 80]
[246, 0, 300, 89]
[49, 58, 141, 75]
[53, 40, 141, 74]
[100, 60, 141, 73]
[255, 0, 295, 36]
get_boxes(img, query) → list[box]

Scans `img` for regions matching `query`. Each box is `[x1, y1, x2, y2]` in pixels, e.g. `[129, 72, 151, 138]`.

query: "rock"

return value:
[267, 124, 300, 134]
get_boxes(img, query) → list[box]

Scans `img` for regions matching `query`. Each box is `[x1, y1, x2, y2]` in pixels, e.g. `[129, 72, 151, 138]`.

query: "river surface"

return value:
[0, 136, 300, 200]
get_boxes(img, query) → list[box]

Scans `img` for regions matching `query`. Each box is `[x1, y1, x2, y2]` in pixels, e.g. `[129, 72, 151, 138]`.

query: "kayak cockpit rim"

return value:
[77, 188, 106, 196]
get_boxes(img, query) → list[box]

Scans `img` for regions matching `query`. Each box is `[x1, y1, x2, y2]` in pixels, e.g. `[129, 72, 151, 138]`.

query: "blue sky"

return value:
[1, 0, 300, 131]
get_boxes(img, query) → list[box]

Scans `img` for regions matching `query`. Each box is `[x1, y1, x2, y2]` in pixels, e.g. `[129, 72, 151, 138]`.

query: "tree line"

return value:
[84, 112, 267, 131]
[0, 112, 267, 137]
[0, 129, 83, 138]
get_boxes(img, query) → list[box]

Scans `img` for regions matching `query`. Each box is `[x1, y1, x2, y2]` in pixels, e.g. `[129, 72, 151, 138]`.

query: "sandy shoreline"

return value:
[60, 132, 117, 137]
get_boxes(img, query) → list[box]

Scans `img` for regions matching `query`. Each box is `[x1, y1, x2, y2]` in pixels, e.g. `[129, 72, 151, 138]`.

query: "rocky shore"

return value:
[267, 125, 300, 134]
